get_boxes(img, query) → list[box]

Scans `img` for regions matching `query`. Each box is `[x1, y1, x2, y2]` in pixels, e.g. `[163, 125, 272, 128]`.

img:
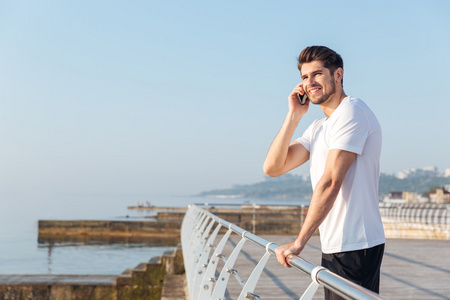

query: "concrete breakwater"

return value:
[38, 205, 310, 241]
[38, 219, 183, 240]
[0, 247, 186, 300]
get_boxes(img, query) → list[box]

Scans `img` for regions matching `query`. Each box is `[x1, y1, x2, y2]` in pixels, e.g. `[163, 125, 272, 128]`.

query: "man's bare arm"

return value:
[263, 123, 310, 177]
[263, 84, 310, 177]
[275, 149, 356, 267]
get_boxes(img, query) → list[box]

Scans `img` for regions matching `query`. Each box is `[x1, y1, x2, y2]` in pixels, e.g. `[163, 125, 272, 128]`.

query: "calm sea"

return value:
[0, 194, 307, 275]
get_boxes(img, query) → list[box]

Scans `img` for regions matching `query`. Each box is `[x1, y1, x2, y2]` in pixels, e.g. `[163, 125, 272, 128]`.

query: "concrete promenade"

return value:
[219, 235, 450, 300]
[1, 237, 448, 299]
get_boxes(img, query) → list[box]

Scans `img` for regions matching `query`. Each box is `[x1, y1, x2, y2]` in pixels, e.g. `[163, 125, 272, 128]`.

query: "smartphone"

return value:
[297, 93, 308, 105]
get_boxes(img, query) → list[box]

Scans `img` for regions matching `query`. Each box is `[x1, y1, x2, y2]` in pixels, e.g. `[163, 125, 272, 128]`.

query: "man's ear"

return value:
[335, 67, 344, 83]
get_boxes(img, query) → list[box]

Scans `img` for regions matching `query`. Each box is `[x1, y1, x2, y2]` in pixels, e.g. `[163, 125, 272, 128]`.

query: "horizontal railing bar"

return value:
[316, 269, 385, 300]
[192, 204, 386, 300]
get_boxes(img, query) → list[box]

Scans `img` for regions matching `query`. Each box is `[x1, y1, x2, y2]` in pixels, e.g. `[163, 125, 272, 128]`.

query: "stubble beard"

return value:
[310, 76, 337, 105]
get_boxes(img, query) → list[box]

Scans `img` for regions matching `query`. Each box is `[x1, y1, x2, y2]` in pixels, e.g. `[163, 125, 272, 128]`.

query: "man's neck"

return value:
[320, 90, 347, 118]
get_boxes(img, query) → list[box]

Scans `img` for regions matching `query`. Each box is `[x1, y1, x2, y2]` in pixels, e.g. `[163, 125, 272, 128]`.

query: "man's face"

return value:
[300, 60, 337, 105]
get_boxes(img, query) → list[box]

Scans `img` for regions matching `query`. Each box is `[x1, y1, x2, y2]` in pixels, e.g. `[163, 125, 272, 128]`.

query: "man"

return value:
[263, 46, 385, 299]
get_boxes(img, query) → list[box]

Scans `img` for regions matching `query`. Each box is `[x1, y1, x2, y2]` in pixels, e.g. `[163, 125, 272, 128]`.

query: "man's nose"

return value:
[304, 77, 315, 87]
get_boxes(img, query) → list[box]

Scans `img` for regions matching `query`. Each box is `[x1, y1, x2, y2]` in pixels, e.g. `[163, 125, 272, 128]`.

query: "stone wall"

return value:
[38, 206, 310, 239]
[0, 247, 185, 300]
[38, 220, 182, 239]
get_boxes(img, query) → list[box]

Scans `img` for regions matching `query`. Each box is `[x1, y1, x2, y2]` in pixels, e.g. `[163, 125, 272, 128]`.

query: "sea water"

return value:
[0, 194, 307, 275]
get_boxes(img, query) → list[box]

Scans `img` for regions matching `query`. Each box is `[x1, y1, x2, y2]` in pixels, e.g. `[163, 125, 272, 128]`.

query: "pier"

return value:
[220, 235, 450, 299]
[181, 205, 450, 300]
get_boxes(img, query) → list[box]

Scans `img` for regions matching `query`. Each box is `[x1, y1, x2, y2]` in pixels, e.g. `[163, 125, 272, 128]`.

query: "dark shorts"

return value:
[321, 243, 385, 300]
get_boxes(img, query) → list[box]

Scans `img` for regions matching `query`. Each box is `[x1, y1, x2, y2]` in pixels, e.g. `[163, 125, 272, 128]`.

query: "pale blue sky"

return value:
[1, 0, 449, 198]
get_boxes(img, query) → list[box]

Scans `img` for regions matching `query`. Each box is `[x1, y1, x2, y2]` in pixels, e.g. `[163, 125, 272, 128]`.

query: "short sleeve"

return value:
[329, 106, 370, 155]
[296, 119, 323, 152]
[296, 135, 311, 152]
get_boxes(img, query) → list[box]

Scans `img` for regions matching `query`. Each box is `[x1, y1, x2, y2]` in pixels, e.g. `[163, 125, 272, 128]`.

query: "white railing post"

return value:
[186, 214, 209, 279]
[299, 266, 327, 300]
[185, 210, 208, 292]
[446, 207, 450, 239]
[191, 222, 222, 300]
[197, 227, 233, 299]
[210, 230, 248, 300]
[189, 217, 215, 292]
[181, 206, 198, 283]
[237, 242, 275, 300]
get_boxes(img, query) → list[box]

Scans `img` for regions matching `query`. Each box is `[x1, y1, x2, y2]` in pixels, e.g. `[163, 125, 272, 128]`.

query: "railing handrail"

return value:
[379, 203, 450, 227]
[182, 204, 387, 300]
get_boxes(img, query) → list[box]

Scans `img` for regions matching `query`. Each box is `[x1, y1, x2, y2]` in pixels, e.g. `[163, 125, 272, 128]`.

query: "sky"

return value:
[1, 0, 449, 199]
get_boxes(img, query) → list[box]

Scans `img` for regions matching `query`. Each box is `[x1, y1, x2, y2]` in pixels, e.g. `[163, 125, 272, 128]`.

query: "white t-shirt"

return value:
[297, 96, 385, 254]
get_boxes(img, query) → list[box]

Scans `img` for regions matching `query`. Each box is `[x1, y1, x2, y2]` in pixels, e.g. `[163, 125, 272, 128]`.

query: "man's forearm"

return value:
[263, 111, 302, 176]
[294, 178, 340, 250]
[293, 149, 355, 249]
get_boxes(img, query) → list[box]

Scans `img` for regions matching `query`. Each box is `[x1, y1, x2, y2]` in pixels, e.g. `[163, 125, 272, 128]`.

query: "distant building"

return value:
[396, 166, 439, 179]
[423, 166, 438, 172]
[445, 168, 450, 177]
[403, 192, 420, 203]
[429, 187, 450, 204]
[383, 191, 406, 204]
[383, 191, 426, 204]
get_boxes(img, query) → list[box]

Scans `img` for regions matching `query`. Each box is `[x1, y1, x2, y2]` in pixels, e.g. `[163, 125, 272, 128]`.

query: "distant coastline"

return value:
[197, 173, 450, 202]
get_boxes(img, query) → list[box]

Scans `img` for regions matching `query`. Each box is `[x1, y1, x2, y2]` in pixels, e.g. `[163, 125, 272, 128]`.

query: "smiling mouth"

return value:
[309, 88, 321, 96]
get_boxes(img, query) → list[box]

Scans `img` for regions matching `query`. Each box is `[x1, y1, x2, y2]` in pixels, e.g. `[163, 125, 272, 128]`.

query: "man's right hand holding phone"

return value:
[288, 83, 309, 118]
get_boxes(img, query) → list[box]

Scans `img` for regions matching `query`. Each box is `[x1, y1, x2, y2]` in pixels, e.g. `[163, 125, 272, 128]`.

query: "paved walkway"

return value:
[217, 235, 450, 300]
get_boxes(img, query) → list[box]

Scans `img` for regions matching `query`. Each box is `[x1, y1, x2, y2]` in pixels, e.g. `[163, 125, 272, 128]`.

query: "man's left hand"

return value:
[274, 242, 302, 268]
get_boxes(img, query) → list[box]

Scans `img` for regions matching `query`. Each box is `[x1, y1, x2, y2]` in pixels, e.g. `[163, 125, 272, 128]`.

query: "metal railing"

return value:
[379, 203, 450, 236]
[379, 203, 450, 225]
[181, 204, 386, 300]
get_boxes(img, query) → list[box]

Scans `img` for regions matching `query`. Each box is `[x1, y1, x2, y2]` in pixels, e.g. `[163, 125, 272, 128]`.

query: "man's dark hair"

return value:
[298, 46, 344, 86]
